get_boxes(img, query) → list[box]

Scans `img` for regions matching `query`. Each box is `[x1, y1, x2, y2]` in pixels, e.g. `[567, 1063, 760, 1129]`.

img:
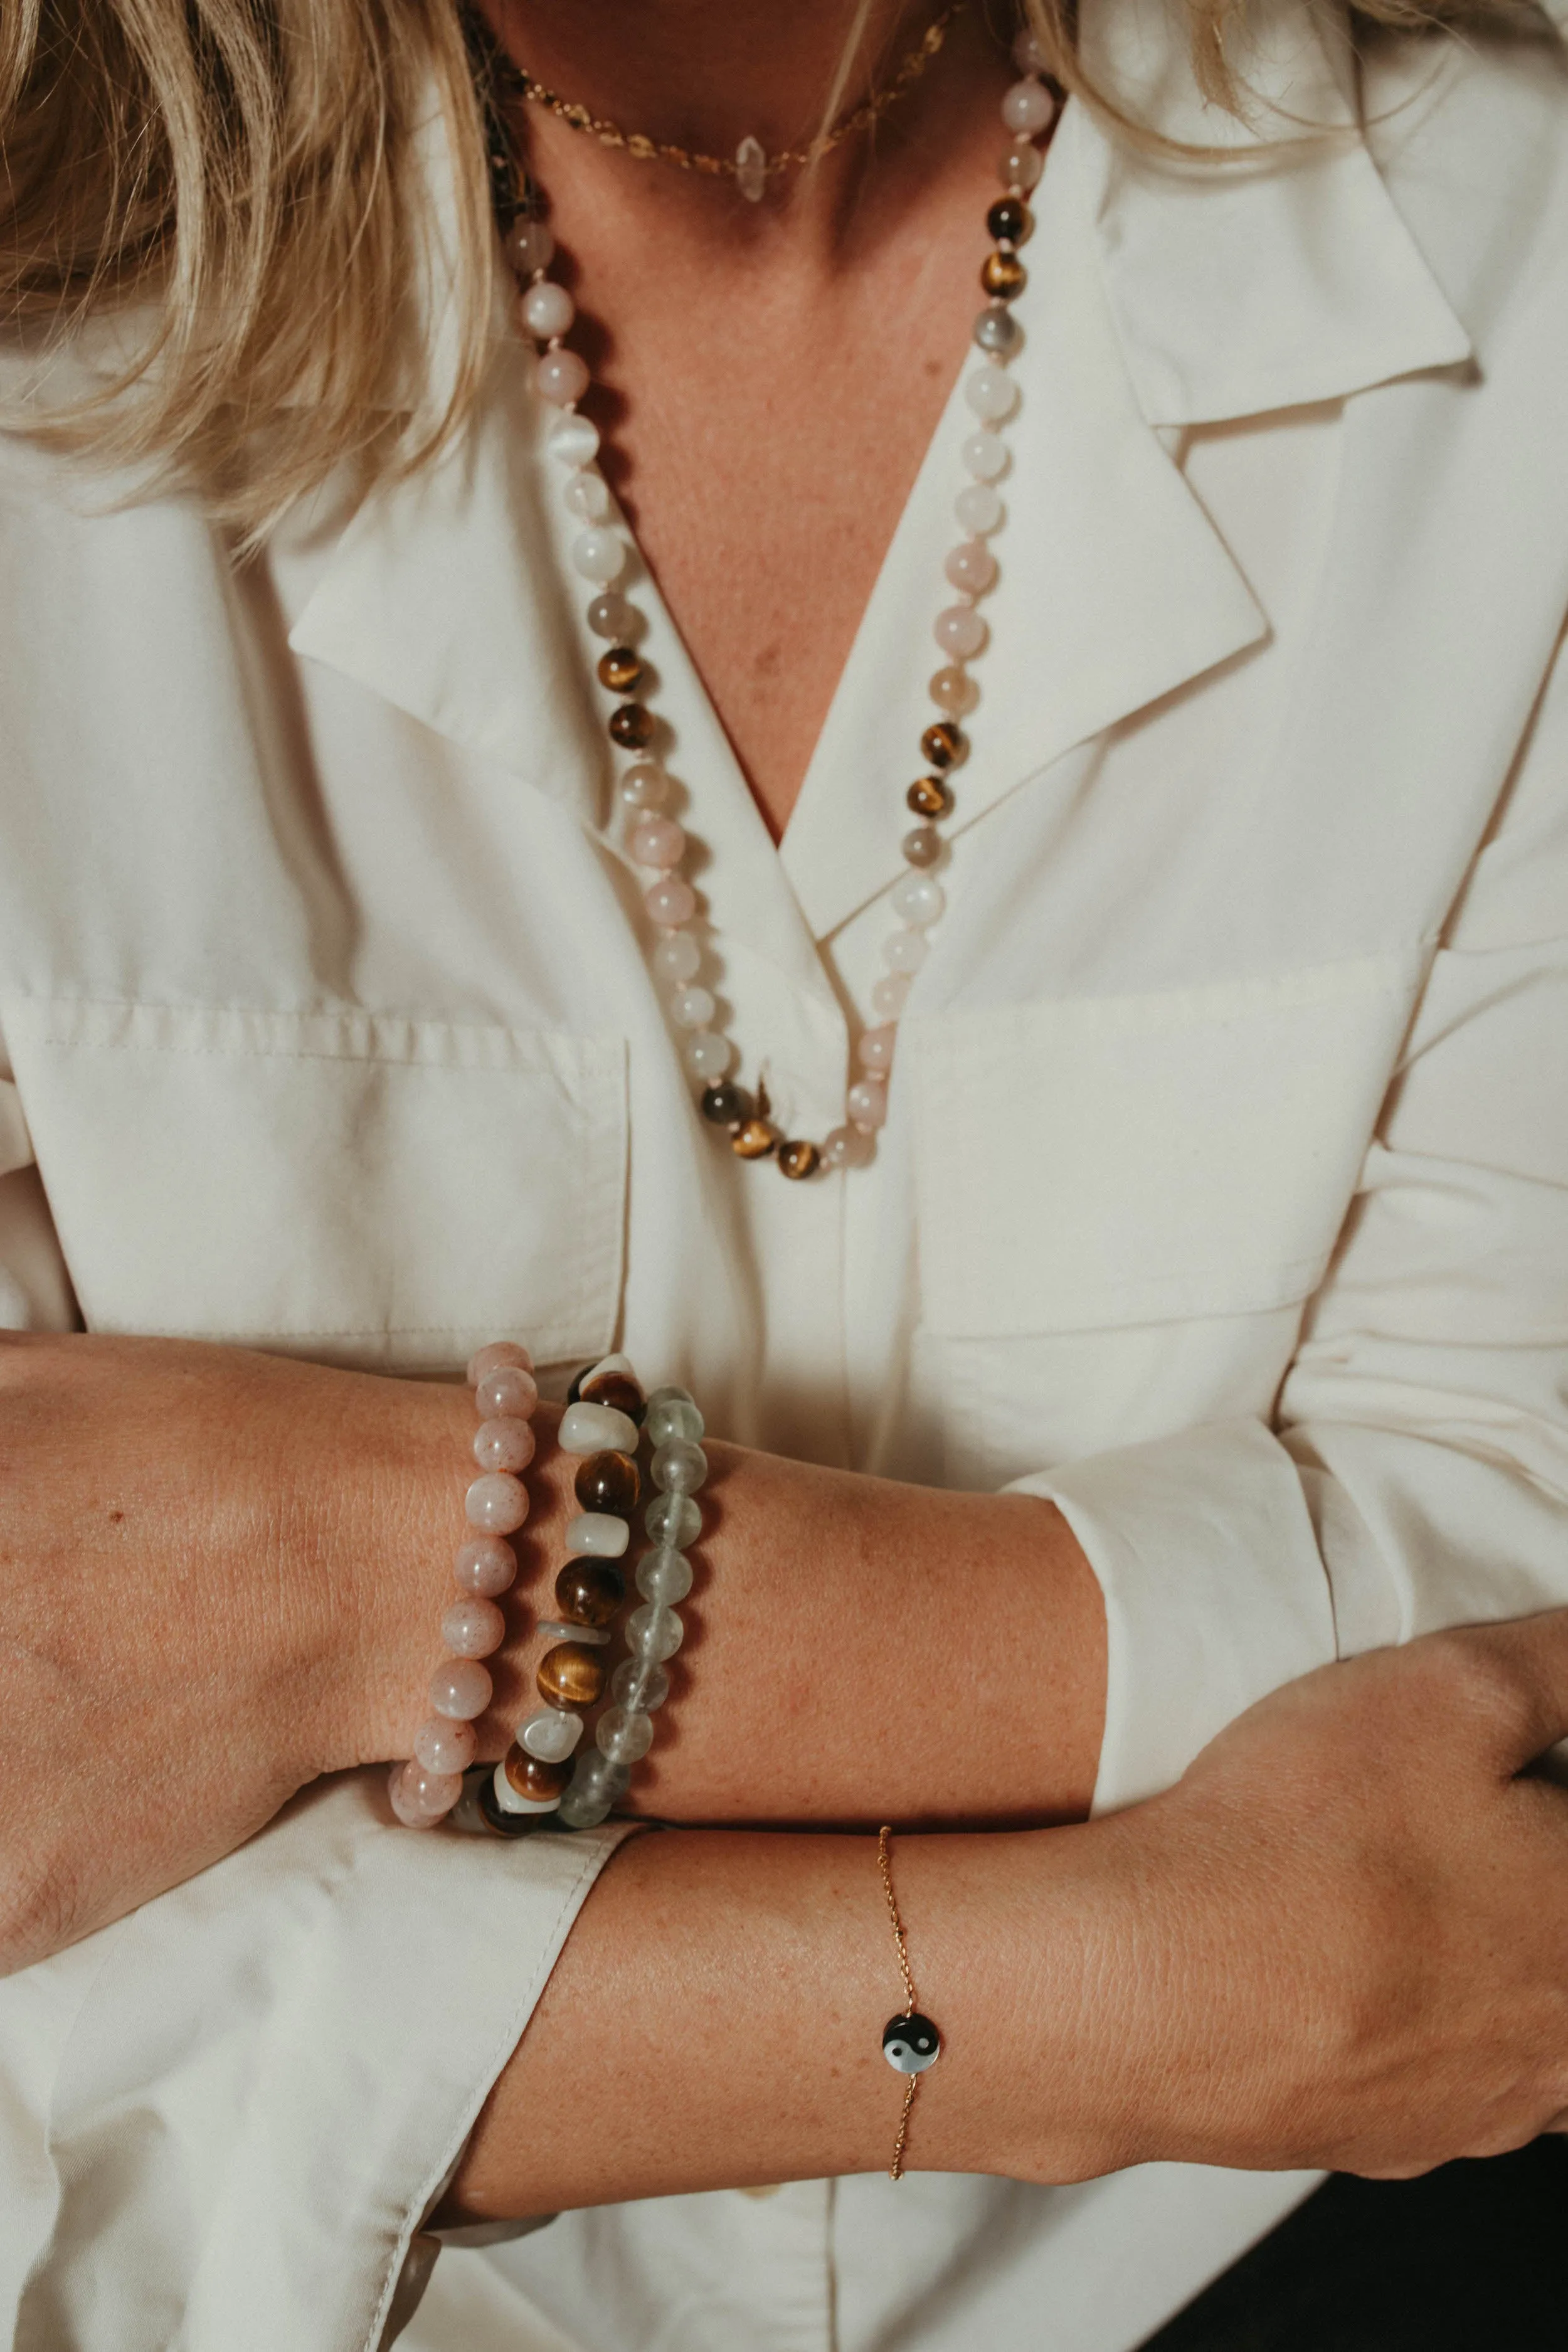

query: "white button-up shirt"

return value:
[3, 1, 1566, 2345]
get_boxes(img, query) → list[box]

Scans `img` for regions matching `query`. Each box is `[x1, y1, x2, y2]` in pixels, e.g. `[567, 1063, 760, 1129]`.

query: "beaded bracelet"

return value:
[388, 1341, 538, 1828]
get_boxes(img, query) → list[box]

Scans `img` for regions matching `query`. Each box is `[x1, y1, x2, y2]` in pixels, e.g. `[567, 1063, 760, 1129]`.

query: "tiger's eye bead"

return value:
[921, 722, 966, 770]
[701, 1081, 748, 1125]
[597, 646, 645, 692]
[537, 1641, 608, 1708]
[907, 775, 953, 818]
[503, 1747, 571, 1803]
[987, 195, 1033, 245]
[982, 250, 1027, 299]
[580, 1370, 647, 1421]
[573, 1449, 640, 1515]
[732, 1118, 776, 1160]
[608, 702, 655, 750]
[555, 1556, 627, 1626]
[778, 1139, 820, 1181]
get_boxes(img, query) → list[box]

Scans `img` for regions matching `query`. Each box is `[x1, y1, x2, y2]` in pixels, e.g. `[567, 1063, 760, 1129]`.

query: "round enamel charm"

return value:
[882, 2013, 941, 2075]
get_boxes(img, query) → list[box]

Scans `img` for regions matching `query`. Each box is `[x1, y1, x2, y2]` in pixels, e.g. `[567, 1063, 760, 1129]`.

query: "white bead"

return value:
[564, 1512, 631, 1559]
[683, 1029, 733, 1080]
[537, 348, 590, 407]
[935, 605, 987, 659]
[520, 1707, 583, 1762]
[670, 984, 716, 1029]
[559, 1400, 640, 1455]
[882, 927, 928, 974]
[549, 413, 600, 467]
[857, 1024, 897, 1073]
[522, 280, 575, 339]
[871, 972, 913, 1020]
[1002, 77, 1056, 134]
[620, 763, 667, 808]
[536, 1618, 612, 1645]
[493, 1762, 561, 1816]
[1013, 24, 1048, 71]
[945, 539, 997, 595]
[961, 428, 1009, 480]
[845, 1078, 889, 1129]
[652, 930, 701, 983]
[564, 471, 611, 521]
[572, 528, 625, 585]
[956, 482, 1003, 534]
[965, 366, 1019, 423]
[893, 872, 945, 927]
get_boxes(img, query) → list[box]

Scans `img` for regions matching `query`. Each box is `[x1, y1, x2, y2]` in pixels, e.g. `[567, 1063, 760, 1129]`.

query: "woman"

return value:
[1, 0, 1567, 2345]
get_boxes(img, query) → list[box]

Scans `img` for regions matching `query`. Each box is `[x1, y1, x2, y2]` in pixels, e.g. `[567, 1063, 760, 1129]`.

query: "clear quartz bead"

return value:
[587, 590, 635, 638]
[645, 1491, 702, 1547]
[520, 1707, 583, 1762]
[612, 1655, 671, 1711]
[558, 1756, 632, 1830]
[564, 471, 610, 521]
[670, 985, 716, 1030]
[596, 1705, 655, 1766]
[961, 428, 1009, 481]
[645, 1390, 704, 1446]
[736, 135, 768, 203]
[652, 1439, 707, 1493]
[627, 1601, 686, 1660]
[637, 1545, 694, 1604]
[652, 930, 701, 983]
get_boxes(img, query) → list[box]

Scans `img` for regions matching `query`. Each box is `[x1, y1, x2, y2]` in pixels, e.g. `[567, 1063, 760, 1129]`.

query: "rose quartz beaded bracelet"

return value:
[388, 1341, 538, 1829]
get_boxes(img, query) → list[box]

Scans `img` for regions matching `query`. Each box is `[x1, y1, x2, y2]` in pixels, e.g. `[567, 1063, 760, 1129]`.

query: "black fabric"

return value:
[1138, 2140, 1568, 2351]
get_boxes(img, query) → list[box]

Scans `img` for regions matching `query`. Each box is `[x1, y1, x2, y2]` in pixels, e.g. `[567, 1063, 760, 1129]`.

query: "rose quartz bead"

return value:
[389, 1760, 464, 1825]
[628, 815, 686, 869]
[473, 1416, 536, 1473]
[441, 1595, 507, 1658]
[468, 1340, 534, 1383]
[935, 605, 987, 659]
[453, 1534, 516, 1596]
[476, 1363, 538, 1419]
[822, 1123, 876, 1170]
[882, 927, 928, 974]
[620, 762, 667, 808]
[857, 1025, 897, 1073]
[645, 876, 697, 927]
[414, 1716, 477, 1774]
[930, 665, 979, 716]
[465, 1471, 530, 1534]
[945, 539, 997, 595]
[430, 1657, 493, 1719]
[871, 972, 913, 1020]
[522, 280, 574, 339]
[1002, 77, 1056, 135]
[389, 1762, 440, 1827]
[537, 348, 590, 406]
[847, 1078, 889, 1130]
[956, 482, 1004, 536]
[652, 929, 701, 983]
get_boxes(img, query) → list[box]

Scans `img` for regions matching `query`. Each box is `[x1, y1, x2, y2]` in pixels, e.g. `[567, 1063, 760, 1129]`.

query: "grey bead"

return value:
[627, 1601, 684, 1661]
[637, 1546, 694, 1605]
[973, 304, 1022, 357]
[612, 1656, 671, 1711]
[652, 1439, 707, 1495]
[645, 1491, 702, 1548]
[645, 1391, 705, 1448]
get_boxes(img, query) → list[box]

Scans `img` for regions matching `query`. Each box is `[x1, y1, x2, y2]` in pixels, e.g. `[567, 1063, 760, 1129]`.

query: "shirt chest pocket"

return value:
[909, 951, 1425, 1344]
[3, 1000, 627, 1373]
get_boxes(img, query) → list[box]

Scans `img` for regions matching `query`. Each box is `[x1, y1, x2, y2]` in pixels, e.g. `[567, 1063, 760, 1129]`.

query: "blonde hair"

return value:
[0, 0, 1528, 537]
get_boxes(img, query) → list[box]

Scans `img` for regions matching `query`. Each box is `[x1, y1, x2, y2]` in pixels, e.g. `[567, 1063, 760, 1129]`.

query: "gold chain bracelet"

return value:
[877, 1825, 943, 2180]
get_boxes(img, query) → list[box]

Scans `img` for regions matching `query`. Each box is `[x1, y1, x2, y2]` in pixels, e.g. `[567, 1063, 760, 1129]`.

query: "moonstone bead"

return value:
[645, 876, 697, 927]
[682, 1029, 733, 1081]
[652, 929, 701, 982]
[935, 604, 987, 658]
[645, 1491, 702, 1548]
[627, 1601, 685, 1661]
[469, 1340, 534, 1382]
[857, 1024, 897, 1072]
[652, 1439, 707, 1494]
[466, 1471, 530, 1534]
[442, 1596, 506, 1658]
[670, 984, 716, 1029]
[620, 761, 667, 808]
[846, 1078, 889, 1129]
[572, 527, 625, 584]
[538, 348, 590, 406]
[974, 304, 1023, 358]
[645, 1389, 704, 1446]
[1002, 75, 1057, 133]
[637, 1545, 694, 1604]
[596, 1705, 655, 1766]
[588, 589, 635, 638]
[1014, 24, 1048, 70]
[565, 1511, 630, 1559]
[612, 1655, 670, 1710]
[999, 137, 1044, 190]
[930, 665, 979, 714]
[893, 872, 946, 926]
[558, 1752, 631, 1829]
[946, 539, 997, 595]
[453, 1535, 516, 1597]
[965, 364, 1019, 421]
[389, 1761, 463, 1826]
[956, 482, 1004, 535]
[823, 1122, 876, 1170]
[538, 1618, 610, 1645]
[549, 411, 600, 466]
[628, 814, 685, 869]
[521, 1706, 583, 1762]
[475, 1363, 538, 1419]
[430, 1656, 493, 1719]
[564, 470, 610, 521]
[473, 1415, 536, 1473]
[413, 1715, 476, 1774]
[882, 926, 928, 973]
[903, 824, 945, 869]
[508, 218, 555, 273]
[560, 1399, 640, 1456]
[961, 427, 1008, 480]
[522, 280, 575, 339]
[871, 971, 913, 1020]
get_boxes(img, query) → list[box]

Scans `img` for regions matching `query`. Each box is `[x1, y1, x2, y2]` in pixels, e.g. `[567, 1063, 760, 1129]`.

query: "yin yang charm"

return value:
[882, 2012, 941, 2075]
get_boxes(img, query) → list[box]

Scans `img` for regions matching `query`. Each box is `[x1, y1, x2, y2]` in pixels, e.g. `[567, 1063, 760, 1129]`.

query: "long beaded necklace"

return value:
[468, 14, 1062, 1180]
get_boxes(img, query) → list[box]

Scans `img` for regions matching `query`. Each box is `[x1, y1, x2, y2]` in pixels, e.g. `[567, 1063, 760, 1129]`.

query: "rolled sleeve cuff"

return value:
[1006, 1417, 1337, 1813]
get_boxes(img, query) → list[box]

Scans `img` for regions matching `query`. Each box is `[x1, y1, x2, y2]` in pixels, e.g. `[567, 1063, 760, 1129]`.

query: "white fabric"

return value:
[2, 0, 1567, 2344]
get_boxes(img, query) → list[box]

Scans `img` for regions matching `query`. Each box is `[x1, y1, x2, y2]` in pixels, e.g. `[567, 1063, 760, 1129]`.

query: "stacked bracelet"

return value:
[388, 1341, 538, 1829]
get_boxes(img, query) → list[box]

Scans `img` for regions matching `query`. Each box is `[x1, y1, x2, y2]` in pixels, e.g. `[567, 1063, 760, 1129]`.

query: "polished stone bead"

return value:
[653, 927, 701, 980]
[521, 279, 575, 339]
[537, 1618, 610, 1645]
[987, 194, 1033, 244]
[586, 590, 636, 639]
[477, 1769, 545, 1835]
[822, 1122, 876, 1170]
[580, 1369, 647, 1422]
[964, 363, 1018, 421]
[549, 411, 600, 467]
[572, 527, 624, 585]
[1002, 76, 1056, 134]
[973, 303, 1022, 358]
[430, 1657, 493, 1719]
[701, 1081, 747, 1125]
[608, 702, 654, 750]
[538, 347, 590, 406]
[558, 1751, 632, 1828]
[907, 774, 954, 818]
[520, 1705, 584, 1761]
[473, 1415, 536, 1473]
[882, 925, 928, 975]
[778, 1138, 820, 1181]
[846, 1078, 888, 1129]
[961, 426, 1008, 481]
[857, 1024, 897, 1073]
[1013, 23, 1048, 70]
[555, 1556, 626, 1626]
[566, 1510, 630, 1558]
[903, 824, 945, 869]
[612, 1655, 670, 1711]
[731, 1116, 776, 1159]
[670, 983, 717, 1029]
[930, 664, 979, 715]
[646, 876, 697, 927]
[598, 645, 645, 692]
[629, 815, 686, 870]
[637, 1545, 693, 1604]
[465, 1470, 530, 1534]
[645, 1389, 704, 1446]
[390, 1760, 463, 1826]
[921, 721, 966, 770]
[998, 139, 1044, 191]
[414, 1715, 476, 1774]
[508, 217, 555, 273]
[504, 1745, 571, 1803]
[683, 1029, 733, 1081]
[982, 250, 1027, 299]
[537, 1641, 607, 1708]
[627, 1601, 685, 1661]
[934, 605, 987, 659]
[475, 1363, 538, 1419]
[575, 1449, 640, 1515]
[453, 1534, 517, 1597]
[946, 538, 997, 595]
[871, 971, 913, 1020]
[652, 1438, 707, 1494]
[955, 482, 1004, 535]
[441, 1596, 506, 1658]
[894, 872, 945, 927]
[564, 469, 610, 521]
[645, 1491, 702, 1548]
[468, 1340, 534, 1383]
[596, 1705, 655, 1766]
[560, 1399, 640, 1455]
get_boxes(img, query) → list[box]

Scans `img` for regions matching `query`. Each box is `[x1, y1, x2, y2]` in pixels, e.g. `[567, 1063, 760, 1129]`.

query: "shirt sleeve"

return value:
[0, 1772, 640, 2352]
[1009, 628, 1568, 1814]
